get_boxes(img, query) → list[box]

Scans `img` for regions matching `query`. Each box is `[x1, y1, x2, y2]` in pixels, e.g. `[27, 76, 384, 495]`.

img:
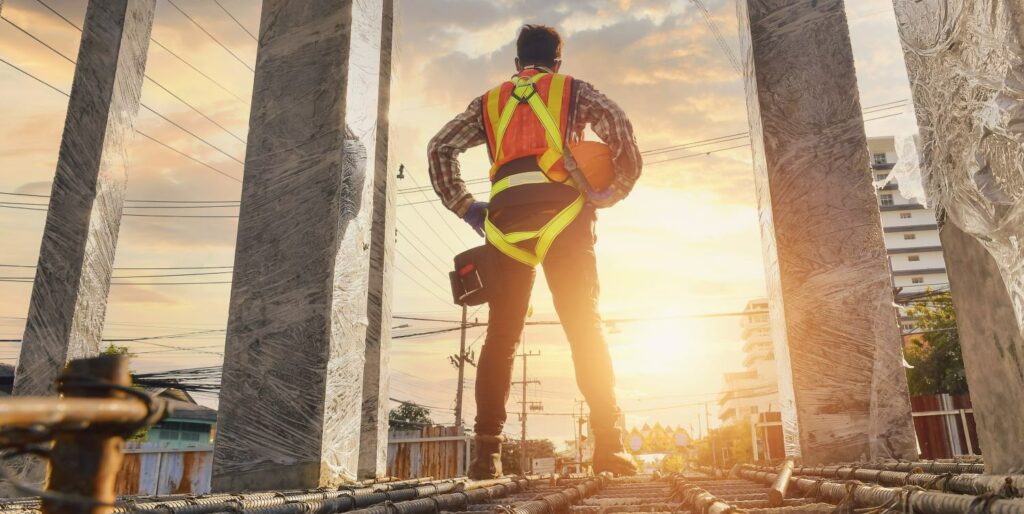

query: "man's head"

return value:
[515, 24, 562, 72]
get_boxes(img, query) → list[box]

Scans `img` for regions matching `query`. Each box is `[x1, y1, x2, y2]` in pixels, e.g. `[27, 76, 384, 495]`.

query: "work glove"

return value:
[586, 188, 618, 209]
[462, 201, 488, 237]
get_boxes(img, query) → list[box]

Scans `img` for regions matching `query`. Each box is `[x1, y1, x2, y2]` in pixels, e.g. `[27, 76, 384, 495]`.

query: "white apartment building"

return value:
[868, 136, 949, 328]
[718, 298, 780, 425]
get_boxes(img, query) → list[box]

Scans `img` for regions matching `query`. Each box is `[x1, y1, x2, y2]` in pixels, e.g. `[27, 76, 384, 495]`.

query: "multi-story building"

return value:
[717, 298, 780, 425]
[868, 136, 949, 329]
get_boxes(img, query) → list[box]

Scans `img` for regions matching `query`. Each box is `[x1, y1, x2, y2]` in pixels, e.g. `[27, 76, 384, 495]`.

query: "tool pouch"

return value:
[450, 245, 501, 306]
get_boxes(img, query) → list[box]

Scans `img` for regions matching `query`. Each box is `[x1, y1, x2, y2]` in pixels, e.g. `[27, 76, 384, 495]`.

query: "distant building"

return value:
[717, 298, 780, 425]
[624, 422, 691, 454]
[141, 387, 217, 449]
[868, 136, 948, 330]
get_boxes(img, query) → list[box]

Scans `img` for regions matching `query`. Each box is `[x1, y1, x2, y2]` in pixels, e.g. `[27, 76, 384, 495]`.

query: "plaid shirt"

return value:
[427, 78, 643, 217]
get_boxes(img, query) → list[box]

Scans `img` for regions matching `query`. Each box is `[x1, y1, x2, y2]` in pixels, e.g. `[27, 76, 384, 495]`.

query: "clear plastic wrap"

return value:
[213, 0, 388, 491]
[893, 0, 1024, 474]
[894, 0, 1024, 332]
[736, 0, 917, 465]
[4, 0, 155, 494]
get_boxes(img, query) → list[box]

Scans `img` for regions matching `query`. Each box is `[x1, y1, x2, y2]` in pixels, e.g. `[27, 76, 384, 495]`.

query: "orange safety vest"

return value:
[482, 69, 574, 180]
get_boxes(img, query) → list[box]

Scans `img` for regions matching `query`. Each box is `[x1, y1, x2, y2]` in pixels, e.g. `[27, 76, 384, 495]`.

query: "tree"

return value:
[500, 439, 555, 475]
[389, 402, 433, 430]
[694, 422, 752, 469]
[903, 291, 967, 396]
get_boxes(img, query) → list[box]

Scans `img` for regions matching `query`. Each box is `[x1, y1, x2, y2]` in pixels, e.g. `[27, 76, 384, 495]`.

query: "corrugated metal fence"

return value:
[115, 442, 213, 496]
[386, 426, 470, 479]
[114, 428, 471, 493]
[911, 393, 980, 459]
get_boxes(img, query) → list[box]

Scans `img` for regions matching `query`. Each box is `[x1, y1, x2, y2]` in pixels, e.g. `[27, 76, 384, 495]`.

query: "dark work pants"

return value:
[474, 206, 622, 443]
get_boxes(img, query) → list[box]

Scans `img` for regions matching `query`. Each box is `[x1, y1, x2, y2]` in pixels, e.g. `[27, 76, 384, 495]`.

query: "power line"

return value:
[401, 165, 474, 252]
[0, 55, 243, 183]
[2, 13, 247, 161]
[165, 0, 255, 72]
[149, 39, 249, 105]
[686, 0, 741, 74]
[213, 0, 258, 42]
[31, 0, 250, 105]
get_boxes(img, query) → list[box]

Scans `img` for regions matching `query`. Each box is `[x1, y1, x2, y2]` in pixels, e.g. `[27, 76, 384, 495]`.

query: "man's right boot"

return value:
[592, 428, 638, 476]
[468, 434, 504, 480]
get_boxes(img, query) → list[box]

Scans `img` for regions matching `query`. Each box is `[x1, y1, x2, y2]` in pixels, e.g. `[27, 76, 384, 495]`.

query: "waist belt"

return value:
[484, 171, 584, 267]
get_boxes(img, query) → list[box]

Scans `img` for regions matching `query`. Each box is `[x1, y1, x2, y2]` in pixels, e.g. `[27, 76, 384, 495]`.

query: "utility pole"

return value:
[705, 401, 718, 469]
[575, 399, 586, 472]
[452, 305, 469, 429]
[512, 346, 541, 474]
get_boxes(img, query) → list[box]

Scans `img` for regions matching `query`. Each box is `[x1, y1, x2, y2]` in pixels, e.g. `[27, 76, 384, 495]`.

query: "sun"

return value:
[609, 318, 698, 376]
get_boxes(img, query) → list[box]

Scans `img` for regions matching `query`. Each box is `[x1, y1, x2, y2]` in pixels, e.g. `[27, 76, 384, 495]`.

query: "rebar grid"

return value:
[739, 467, 1024, 514]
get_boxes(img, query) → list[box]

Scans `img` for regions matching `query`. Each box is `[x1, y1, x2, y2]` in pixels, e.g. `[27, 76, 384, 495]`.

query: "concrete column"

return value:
[892, 0, 1024, 474]
[358, 0, 395, 480]
[6, 0, 154, 491]
[736, 0, 917, 464]
[14, 0, 155, 396]
[212, 0, 389, 491]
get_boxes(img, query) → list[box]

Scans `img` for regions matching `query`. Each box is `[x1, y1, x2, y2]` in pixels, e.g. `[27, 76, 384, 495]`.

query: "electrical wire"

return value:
[213, 0, 258, 42]
[30, 0, 251, 106]
[0, 56, 244, 183]
[1, 14, 247, 161]
[164, 0, 255, 73]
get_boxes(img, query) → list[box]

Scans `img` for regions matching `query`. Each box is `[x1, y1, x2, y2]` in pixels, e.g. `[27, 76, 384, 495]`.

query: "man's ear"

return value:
[552, 59, 562, 72]
[515, 57, 523, 72]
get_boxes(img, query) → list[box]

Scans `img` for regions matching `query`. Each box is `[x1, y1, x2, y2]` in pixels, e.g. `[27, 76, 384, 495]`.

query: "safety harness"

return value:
[484, 71, 584, 267]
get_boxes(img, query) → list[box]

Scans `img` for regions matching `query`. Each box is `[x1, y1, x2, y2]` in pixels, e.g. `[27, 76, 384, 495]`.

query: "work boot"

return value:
[592, 431, 638, 476]
[468, 434, 503, 480]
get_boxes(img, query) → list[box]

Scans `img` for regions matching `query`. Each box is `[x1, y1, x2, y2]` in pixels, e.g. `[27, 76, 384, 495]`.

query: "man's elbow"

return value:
[427, 134, 447, 161]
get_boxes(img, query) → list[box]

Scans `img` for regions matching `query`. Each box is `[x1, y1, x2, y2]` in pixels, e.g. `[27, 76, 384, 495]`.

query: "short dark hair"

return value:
[516, 25, 562, 67]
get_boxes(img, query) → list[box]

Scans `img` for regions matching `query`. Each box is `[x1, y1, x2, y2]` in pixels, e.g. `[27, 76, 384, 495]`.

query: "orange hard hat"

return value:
[568, 141, 615, 192]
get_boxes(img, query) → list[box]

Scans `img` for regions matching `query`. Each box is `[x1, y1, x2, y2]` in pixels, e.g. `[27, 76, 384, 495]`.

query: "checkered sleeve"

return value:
[573, 80, 643, 205]
[427, 96, 488, 217]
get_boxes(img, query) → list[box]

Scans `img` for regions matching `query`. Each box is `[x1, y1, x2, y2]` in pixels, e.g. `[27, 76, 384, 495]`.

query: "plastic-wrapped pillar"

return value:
[7, 0, 154, 490]
[358, 0, 395, 480]
[735, 0, 917, 464]
[213, 0, 390, 491]
[892, 0, 1024, 473]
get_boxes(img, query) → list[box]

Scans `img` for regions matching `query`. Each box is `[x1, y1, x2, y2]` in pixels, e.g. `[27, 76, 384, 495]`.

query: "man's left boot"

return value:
[592, 429, 637, 476]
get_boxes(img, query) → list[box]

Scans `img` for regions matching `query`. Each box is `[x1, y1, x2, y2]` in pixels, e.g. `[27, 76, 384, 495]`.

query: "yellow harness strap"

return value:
[484, 73, 581, 268]
[485, 176, 584, 268]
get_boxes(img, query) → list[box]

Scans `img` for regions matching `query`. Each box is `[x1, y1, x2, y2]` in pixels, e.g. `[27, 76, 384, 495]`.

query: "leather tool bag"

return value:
[450, 245, 502, 306]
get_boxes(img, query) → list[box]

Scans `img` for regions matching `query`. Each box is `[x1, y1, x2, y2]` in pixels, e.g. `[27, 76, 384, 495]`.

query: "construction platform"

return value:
[5, 458, 1024, 514]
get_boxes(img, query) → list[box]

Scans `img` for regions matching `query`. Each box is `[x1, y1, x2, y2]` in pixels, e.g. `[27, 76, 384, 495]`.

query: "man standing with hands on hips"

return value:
[428, 24, 642, 478]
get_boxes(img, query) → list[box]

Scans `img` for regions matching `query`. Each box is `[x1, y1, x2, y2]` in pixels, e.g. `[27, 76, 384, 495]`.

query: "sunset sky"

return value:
[0, 0, 919, 446]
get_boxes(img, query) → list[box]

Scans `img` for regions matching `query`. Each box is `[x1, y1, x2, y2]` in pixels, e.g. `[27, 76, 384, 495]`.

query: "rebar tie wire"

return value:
[423, 494, 441, 514]
[922, 473, 955, 493]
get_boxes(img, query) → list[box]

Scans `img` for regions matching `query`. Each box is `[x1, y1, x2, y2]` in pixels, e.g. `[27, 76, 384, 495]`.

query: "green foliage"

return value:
[500, 439, 556, 475]
[388, 402, 433, 429]
[101, 344, 132, 357]
[694, 422, 752, 469]
[903, 291, 968, 396]
[659, 453, 687, 473]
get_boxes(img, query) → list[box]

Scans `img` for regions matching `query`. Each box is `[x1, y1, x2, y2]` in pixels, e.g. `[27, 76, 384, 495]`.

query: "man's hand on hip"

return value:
[463, 201, 488, 237]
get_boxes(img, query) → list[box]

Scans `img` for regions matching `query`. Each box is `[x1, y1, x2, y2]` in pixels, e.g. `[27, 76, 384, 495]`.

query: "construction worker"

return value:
[427, 25, 642, 478]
